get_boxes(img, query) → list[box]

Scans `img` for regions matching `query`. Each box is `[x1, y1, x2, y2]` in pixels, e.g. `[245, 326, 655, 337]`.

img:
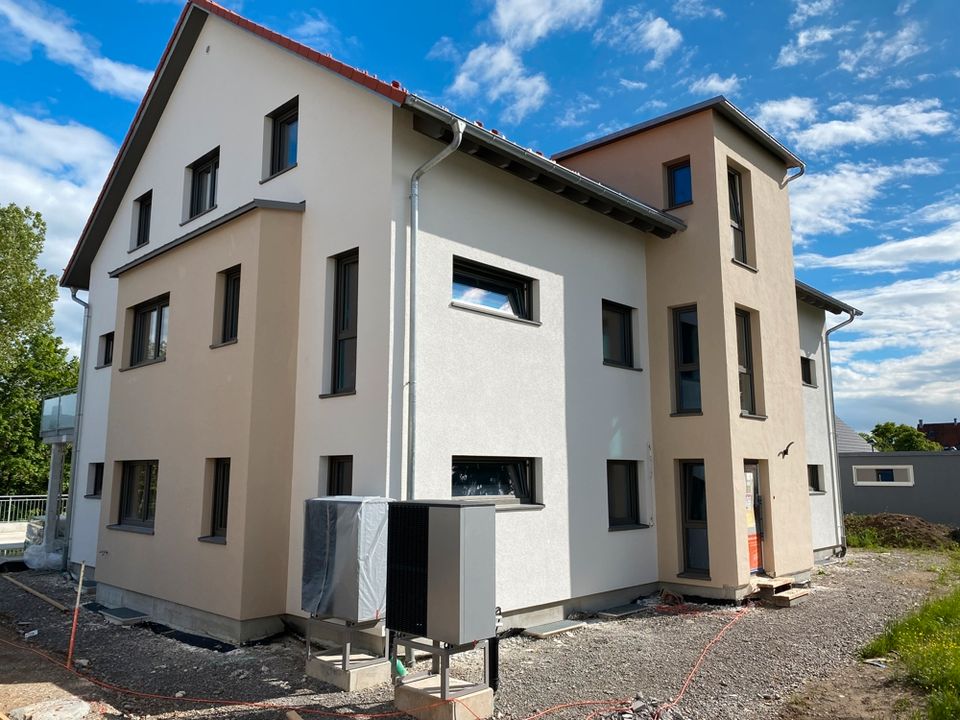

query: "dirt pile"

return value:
[845, 513, 960, 550]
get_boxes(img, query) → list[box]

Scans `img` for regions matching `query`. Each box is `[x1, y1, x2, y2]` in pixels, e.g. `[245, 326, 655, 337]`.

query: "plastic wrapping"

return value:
[301, 496, 391, 622]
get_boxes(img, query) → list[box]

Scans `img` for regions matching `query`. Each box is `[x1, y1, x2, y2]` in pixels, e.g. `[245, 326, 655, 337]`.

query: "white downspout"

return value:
[406, 119, 466, 501]
[63, 288, 90, 574]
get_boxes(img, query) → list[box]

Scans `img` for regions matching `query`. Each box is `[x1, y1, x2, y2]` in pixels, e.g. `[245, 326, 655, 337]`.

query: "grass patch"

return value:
[863, 586, 960, 719]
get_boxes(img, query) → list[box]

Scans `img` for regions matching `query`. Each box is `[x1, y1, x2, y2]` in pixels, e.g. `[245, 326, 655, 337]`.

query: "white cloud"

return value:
[796, 223, 960, 274]
[789, 158, 941, 243]
[450, 44, 549, 123]
[688, 72, 739, 96]
[788, 0, 836, 28]
[594, 8, 683, 70]
[491, 0, 602, 49]
[619, 78, 647, 90]
[895, 0, 916, 17]
[673, 0, 724, 20]
[0, 0, 151, 101]
[775, 24, 852, 67]
[427, 36, 460, 63]
[556, 93, 600, 128]
[289, 10, 358, 56]
[754, 96, 818, 136]
[839, 22, 925, 79]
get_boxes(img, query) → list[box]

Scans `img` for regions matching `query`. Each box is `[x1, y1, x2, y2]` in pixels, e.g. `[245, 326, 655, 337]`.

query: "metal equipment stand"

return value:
[306, 617, 389, 671]
[392, 633, 493, 699]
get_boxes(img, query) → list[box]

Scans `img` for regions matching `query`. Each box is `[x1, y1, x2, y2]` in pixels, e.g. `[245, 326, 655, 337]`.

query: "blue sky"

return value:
[0, 0, 957, 432]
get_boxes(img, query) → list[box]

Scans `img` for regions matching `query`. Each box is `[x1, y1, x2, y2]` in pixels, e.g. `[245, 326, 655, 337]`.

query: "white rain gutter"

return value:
[406, 119, 466, 501]
[63, 288, 90, 574]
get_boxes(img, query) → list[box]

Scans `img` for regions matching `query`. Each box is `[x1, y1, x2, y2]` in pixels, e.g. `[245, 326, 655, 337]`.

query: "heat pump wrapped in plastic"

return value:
[302, 497, 391, 623]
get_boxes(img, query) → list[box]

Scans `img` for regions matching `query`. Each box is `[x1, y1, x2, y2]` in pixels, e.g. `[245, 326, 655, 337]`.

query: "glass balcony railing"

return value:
[40, 391, 77, 439]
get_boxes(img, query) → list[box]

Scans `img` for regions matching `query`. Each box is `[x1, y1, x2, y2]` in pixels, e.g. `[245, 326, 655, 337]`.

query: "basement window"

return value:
[452, 457, 534, 504]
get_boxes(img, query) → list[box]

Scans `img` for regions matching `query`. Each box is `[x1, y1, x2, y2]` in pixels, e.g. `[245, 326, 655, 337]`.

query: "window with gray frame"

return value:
[269, 98, 298, 176]
[189, 148, 219, 218]
[602, 300, 634, 368]
[452, 257, 532, 320]
[681, 461, 709, 575]
[119, 460, 158, 528]
[332, 250, 359, 394]
[99, 332, 114, 367]
[800, 356, 816, 386]
[736, 309, 756, 415]
[220, 266, 241, 343]
[328, 455, 353, 495]
[451, 457, 533, 503]
[134, 190, 152, 248]
[606, 460, 641, 528]
[130, 295, 169, 366]
[667, 160, 692, 208]
[729, 168, 747, 264]
[87, 462, 104, 497]
[808, 464, 823, 492]
[211, 458, 230, 538]
[674, 306, 701, 413]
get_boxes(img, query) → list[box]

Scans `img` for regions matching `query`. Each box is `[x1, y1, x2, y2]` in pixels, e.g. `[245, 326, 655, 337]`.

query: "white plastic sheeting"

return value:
[301, 496, 391, 623]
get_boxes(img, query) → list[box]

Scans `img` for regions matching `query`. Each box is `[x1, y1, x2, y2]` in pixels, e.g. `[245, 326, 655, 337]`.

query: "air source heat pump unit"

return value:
[301, 496, 391, 623]
[386, 500, 496, 645]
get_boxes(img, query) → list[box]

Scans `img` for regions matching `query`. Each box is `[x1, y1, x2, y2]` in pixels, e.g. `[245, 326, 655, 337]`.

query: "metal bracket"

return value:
[392, 633, 490, 699]
[306, 616, 388, 672]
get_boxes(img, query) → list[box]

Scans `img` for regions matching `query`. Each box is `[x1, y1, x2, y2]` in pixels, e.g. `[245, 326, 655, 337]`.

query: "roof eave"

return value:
[795, 279, 862, 316]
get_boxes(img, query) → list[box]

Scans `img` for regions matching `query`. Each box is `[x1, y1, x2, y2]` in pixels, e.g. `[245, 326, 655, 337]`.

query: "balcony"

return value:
[39, 391, 77, 443]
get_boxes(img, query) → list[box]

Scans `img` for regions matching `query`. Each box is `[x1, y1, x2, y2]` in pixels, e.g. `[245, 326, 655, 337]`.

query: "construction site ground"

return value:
[0, 548, 950, 720]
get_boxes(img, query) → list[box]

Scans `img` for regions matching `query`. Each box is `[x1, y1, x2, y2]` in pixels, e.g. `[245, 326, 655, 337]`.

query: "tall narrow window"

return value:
[607, 460, 641, 528]
[130, 295, 169, 366]
[681, 461, 709, 575]
[674, 306, 701, 413]
[332, 250, 359, 393]
[189, 148, 219, 218]
[119, 460, 158, 528]
[87, 462, 104, 497]
[728, 168, 747, 264]
[808, 465, 823, 492]
[221, 267, 241, 343]
[134, 190, 152, 248]
[667, 160, 692, 208]
[328, 456, 353, 495]
[800, 356, 816, 386]
[602, 300, 634, 368]
[211, 458, 230, 537]
[99, 332, 114, 367]
[736, 309, 756, 415]
[269, 98, 299, 176]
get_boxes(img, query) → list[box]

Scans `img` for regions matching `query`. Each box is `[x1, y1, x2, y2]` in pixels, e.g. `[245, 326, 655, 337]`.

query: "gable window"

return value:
[452, 257, 532, 321]
[332, 249, 359, 394]
[134, 190, 152, 248]
[808, 464, 823, 493]
[86, 462, 104, 498]
[607, 460, 643, 529]
[800, 356, 816, 386]
[130, 295, 169, 366]
[269, 98, 299, 176]
[673, 306, 701, 413]
[328, 455, 353, 495]
[211, 458, 230, 538]
[220, 266, 241, 344]
[189, 148, 219, 219]
[667, 160, 692, 208]
[728, 168, 747, 264]
[119, 460, 158, 528]
[602, 300, 634, 368]
[736, 309, 756, 415]
[98, 332, 114, 367]
[452, 457, 534, 504]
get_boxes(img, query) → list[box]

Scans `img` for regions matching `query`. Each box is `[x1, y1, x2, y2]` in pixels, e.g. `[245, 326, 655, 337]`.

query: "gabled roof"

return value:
[552, 96, 804, 171]
[62, 0, 683, 289]
[795, 280, 862, 317]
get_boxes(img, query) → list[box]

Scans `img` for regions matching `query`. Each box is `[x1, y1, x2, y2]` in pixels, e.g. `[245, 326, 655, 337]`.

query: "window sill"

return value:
[449, 301, 541, 326]
[809, 491, 827, 496]
[670, 411, 703, 417]
[259, 163, 298, 184]
[603, 360, 643, 372]
[731, 258, 758, 273]
[319, 389, 357, 399]
[677, 571, 711, 581]
[608, 523, 651, 532]
[802, 382, 818, 389]
[106, 524, 154, 535]
[83, 494, 101, 500]
[128, 243, 149, 255]
[210, 338, 238, 350]
[666, 201, 693, 211]
[739, 412, 768, 421]
[93, 363, 112, 370]
[180, 205, 218, 227]
[495, 503, 545, 513]
[118, 357, 166, 372]
[198, 535, 226, 545]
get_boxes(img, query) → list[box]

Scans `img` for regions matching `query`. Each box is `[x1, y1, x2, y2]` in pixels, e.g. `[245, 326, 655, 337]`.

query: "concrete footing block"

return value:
[395, 676, 494, 720]
[305, 650, 391, 691]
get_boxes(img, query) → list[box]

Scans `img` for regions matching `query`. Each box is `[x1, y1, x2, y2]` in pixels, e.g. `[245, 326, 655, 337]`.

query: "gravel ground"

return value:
[0, 549, 944, 720]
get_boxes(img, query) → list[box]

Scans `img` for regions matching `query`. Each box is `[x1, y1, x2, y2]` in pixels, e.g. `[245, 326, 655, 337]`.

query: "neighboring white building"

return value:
[59, 1, 857, 642]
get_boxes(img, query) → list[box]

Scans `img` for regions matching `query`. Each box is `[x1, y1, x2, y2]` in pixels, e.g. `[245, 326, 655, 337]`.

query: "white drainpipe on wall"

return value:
[405, 119, 466, 501]
[63, 288, 90, 574]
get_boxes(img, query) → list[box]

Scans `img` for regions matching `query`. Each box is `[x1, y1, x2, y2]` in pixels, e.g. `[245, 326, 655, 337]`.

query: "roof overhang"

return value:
[795, 279, 862, 316]
[404, 95, 685, 239]
[553, 96, 804, 172]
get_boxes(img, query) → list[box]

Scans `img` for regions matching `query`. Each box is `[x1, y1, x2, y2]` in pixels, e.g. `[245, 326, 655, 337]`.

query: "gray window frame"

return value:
[211, 458, 230, 537]
[728, 168, 747, 264]
[736, 309, 756, 416]
[602, 300, 634, 368]
[452, 256, 532, 321]
[666, 159, 692, 209]
[451, 456, 534, 504]
[328, 455, 353, 495]
[189, 148, 219, 219]
[680, 460, 709, 576]
[119, 460, 158, 528]
[332, 249, 359, 394]
[800, 356, 816, 386]
[221, 266, 241, 343]
[606, 460, 642, 529]
[269, 98, 299, 176]
[130, 295, 169, 367]
[673, 305, 701, 413]
[134, 190, 152, 248]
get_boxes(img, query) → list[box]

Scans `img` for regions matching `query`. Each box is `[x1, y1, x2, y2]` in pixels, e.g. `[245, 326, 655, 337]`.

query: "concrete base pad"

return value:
[305, 651, 391, 691]
[395, 676, 494, 720]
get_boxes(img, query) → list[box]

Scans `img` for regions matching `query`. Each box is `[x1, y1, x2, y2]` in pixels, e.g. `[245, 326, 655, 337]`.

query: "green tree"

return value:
[862, 422, 943, 452]
[0, 203, 79, 494]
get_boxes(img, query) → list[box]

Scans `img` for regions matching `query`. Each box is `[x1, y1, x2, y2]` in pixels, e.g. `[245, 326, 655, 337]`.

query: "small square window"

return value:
[98, 332, 114, 367]
[452, 257, 533, 321]
[667, 160, 692, 208]
[269, 98, 298, 176]
[188, 148, 219, 219]
[452, 457, 534, 504]
[130, 295, 169, 366]
[220, 266, 241, 343]
[211, 458, 230, 537]
[602, 300, 634, 368]
[875, 468, 895, 482]
[800, 356, 816, 386]
[607, 460, 641, 528]
[134, 190, 152, 248]
[87, 462, 104, 497]
[328, 456, 353, 495]
[119, 460, 158, 528]
[807, 465, 823, 492]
